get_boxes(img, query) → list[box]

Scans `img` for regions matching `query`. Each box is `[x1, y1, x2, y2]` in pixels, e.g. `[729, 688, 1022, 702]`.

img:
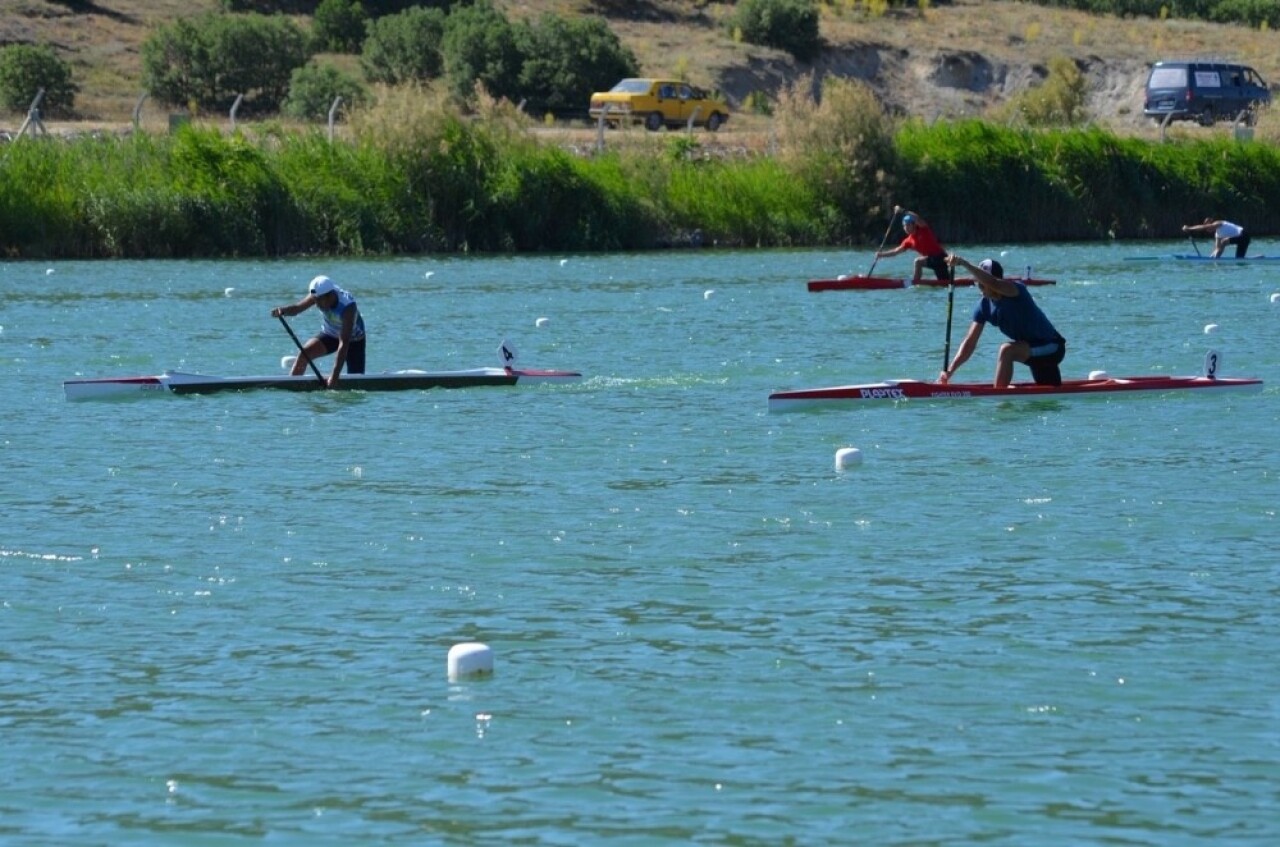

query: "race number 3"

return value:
[1204, 349, 1220, 379]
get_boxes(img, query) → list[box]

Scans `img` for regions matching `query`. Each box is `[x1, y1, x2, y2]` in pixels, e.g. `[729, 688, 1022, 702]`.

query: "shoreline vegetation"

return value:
[2, 81, 1278, 260]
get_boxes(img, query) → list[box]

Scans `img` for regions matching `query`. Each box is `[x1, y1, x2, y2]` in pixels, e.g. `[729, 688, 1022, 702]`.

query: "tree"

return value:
[0, 44, 78, 116]
[731, 0, 821, 63]
[515, 14, 638, 116]
[283, 61, 370, 119]
[142, 13, 310, 113]
[360, 6, 447, 84]
[440, 1, 523, 103]
[313, 0, 368, 54]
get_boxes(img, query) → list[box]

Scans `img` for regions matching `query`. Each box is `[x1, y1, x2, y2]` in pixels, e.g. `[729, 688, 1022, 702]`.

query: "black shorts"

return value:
[317, 334, 367, 374]
[1027, 341, 1066, 386]
[1225, 233, 1251, 258]
[923, 253, 949, 279]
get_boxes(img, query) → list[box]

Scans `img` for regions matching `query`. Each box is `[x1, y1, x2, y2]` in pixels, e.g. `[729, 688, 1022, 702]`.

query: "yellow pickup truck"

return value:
[589, 78, 730, 132]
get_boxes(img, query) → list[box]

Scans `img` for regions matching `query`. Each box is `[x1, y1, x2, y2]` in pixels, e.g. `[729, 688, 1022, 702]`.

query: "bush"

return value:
[0, 44, 78, 117]
[515, 14, 639, 116]
[313, 0, 368, 54]
[774, 76, 898, 241]
[731, 0, 821, 63]
[142, 13, 310, 113]
[283, 61, 370, 120]
[360, 6, 447, 84]
[1002, 56, 1089, 127]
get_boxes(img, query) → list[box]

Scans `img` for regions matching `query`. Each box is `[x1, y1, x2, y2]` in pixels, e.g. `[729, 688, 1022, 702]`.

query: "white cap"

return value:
[309, 275, 336, 298]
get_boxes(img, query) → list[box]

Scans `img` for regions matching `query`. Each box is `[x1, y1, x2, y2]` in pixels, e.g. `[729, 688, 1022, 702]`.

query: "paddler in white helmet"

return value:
[940, 255, 1066, 388]
[271, 275, 367, 388]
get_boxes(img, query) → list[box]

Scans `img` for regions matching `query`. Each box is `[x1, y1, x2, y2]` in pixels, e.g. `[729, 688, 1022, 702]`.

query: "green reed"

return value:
[2, 114, 1279, 259]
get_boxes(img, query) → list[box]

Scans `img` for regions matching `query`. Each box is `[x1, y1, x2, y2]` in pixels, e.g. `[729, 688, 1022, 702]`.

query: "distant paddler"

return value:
[1181, 217, 1251, 258]
[270, 275, 367, 388]
[873, 208, 950, 285]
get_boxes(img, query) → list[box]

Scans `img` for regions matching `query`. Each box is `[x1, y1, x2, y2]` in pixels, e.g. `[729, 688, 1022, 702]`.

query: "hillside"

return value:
[1, 0, 1276, 139]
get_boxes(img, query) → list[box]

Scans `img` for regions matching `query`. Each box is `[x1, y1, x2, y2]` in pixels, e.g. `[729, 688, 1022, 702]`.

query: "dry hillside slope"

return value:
[0, 0, 1275, 138]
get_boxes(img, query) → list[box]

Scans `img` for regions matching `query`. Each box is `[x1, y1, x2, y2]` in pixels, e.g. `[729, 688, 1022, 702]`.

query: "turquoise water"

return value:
[2, 244, 1277, 845]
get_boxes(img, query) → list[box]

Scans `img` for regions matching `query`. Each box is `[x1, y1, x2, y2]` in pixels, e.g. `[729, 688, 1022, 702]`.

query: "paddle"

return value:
[862, 205, 900, 278]
[277, 315, 327, 385]
[942, 261, 956, 379]
[1189, 236, 1201, 257]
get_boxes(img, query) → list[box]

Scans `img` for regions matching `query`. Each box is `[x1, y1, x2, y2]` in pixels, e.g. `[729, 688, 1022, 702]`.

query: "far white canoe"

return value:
[64, 367, 582, 400]
[65, 340, 581, 400]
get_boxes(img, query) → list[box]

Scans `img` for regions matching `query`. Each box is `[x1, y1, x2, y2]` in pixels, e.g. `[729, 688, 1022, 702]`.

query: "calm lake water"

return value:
[2, 244, 1278, 845]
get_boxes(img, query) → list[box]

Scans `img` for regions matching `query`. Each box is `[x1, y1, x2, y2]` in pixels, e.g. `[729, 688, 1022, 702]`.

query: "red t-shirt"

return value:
[900, 222, 944, 257]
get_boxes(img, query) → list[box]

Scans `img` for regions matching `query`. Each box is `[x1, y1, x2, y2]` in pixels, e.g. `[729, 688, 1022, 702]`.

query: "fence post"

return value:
[14, 89, 48, 141]
[686, 106, 701, 134]
[328, 96, 343, 143]
[596, 105, 609, 152]
[229, 94, 244, 132]
[133, 92, 149, 131]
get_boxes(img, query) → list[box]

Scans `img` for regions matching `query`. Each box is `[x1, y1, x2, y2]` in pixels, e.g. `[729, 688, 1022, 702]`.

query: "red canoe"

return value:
[807, 275, 1056, 292]
[768, 373, 1262, 412]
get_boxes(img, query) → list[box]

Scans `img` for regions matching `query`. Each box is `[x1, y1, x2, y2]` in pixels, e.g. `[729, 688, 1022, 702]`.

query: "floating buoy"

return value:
[280, 355, 297, 371]
[1088, 370, 1110, 380]
[46, 268, 55, 275]
[1204, 323, 1219, 334]
[224, 287, 235, 297]
[559, 258, 569, 266]
[835, 447, 862, 470]
[448, 642, 494, 681]
[535, 317, 549, 327]
[704, 289, 715, 300]
[1270, 292, 1280, 304]
[424, 271, 434, 279]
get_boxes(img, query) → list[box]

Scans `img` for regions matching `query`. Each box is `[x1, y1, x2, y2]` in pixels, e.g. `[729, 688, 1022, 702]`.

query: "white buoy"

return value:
[837, 274, 848, 280]
[1088, 370, 1110, 380]
[835, 447, 862, 470]
[424, 271, 434, 279]
[704, 289, 715, 300]
[280, 355, 297, 371]
[224, 287, 235, 297]
[535, 317, 549, 327]
[1270, 292, 1280, 304]
[448, 642, 494, 680]
[45, 268, 54, 275]
[559, 258, 569, 266]
[1204, 323, 1219, 334]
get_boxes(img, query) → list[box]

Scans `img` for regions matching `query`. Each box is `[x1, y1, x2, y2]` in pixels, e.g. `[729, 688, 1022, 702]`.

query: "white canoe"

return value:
[64, 367, 581, 401]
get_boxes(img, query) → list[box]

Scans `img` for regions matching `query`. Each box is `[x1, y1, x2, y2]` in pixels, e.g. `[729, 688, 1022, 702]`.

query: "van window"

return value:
[1193, 70, 1222, 88]
[1149, 67, 1187, 88]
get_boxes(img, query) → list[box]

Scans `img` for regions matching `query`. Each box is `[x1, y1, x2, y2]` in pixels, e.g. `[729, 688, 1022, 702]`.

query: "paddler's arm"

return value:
[271, 295, 317, 318]
[951, 255, 1018, 297]
[939, 322, 983, 384]
[876, 243, 907, 259]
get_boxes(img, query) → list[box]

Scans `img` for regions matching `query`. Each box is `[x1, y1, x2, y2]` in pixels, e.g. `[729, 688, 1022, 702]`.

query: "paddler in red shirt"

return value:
[874, 208, 949, 284]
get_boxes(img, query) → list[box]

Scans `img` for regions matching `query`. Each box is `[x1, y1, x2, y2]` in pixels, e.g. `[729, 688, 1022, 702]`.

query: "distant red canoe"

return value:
[807, 275, 1056, 292]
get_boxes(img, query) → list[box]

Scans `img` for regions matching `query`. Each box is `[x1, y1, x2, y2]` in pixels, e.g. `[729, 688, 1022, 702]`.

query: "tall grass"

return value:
[2, 94, 1280, 258]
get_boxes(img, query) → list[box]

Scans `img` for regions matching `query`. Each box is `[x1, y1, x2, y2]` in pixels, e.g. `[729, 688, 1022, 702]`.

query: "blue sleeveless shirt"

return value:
[973, 282, 1064, 346]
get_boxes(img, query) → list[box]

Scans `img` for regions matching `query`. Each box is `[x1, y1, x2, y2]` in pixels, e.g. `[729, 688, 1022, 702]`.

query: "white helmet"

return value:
[309, 275, 336, 298]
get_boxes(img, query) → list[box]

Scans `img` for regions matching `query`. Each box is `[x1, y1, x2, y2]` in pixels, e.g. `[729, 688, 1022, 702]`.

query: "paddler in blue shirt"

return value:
[270, 275, 366, 388]
[939, 255, 1066, 387]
